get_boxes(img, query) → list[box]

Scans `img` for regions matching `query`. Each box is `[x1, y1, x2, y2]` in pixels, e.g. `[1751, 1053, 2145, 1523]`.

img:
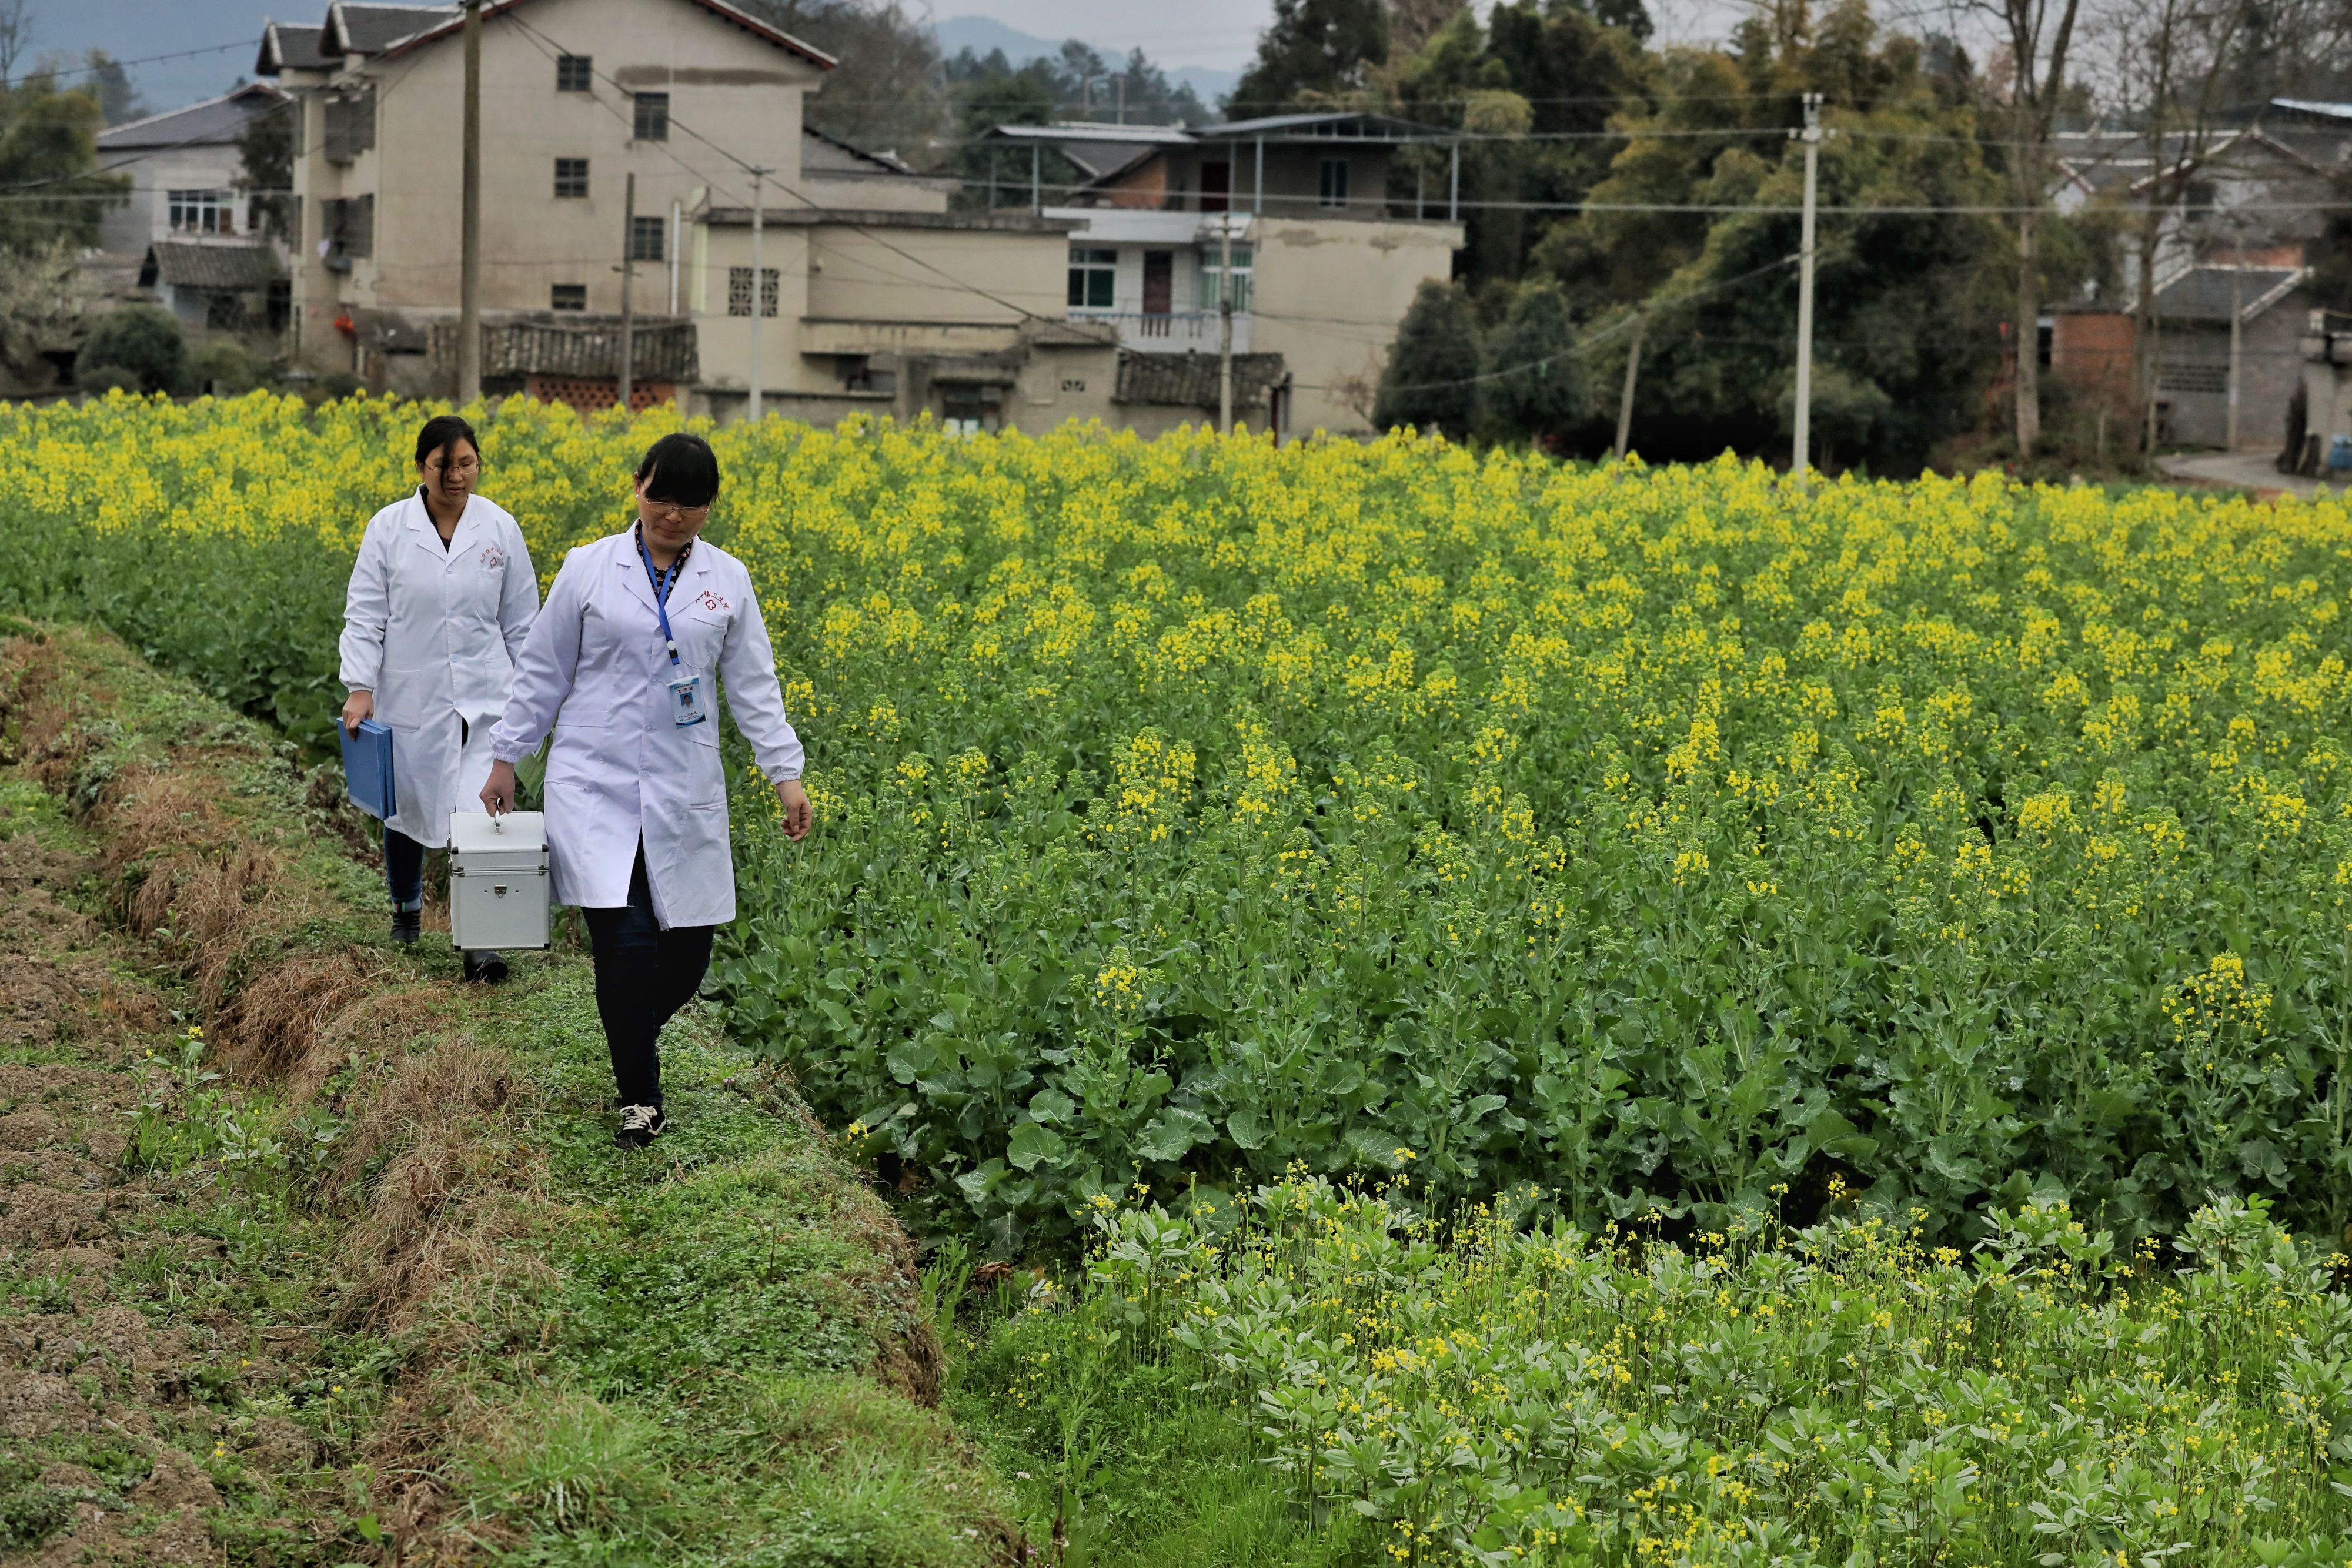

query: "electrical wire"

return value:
[497, 8, 1071, 332]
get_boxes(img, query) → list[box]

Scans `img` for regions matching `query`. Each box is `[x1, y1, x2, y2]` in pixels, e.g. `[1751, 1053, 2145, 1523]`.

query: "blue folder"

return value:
[340, 718, 397, 820]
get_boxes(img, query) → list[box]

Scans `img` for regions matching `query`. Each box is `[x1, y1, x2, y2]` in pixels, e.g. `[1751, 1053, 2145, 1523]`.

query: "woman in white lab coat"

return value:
[339, 414, 539, 982]
[482, 432, 811, 1149]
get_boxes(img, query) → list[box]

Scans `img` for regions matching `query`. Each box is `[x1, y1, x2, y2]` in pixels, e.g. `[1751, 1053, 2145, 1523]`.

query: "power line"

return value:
[497, 8, 1065, 332]
[1338, 251, 1805, 396]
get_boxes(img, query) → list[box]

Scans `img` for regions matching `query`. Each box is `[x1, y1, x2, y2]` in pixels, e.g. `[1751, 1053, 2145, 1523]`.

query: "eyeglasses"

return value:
[641, 497, 710, 523]
[425, 457, 479, 476]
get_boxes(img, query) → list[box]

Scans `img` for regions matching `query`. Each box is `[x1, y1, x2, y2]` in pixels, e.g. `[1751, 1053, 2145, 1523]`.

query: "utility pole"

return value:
[1790, 92, 1823, 495]
[619, 171, 636, 414]
[668, 197, 681, 315]
[1217, 216, 1234, 435]
[747, 167, 767, 424]
[1614, 311, 1645, 460]
[456, 0, 482, 402]
[1448, 140, 1459, 222]
[2226, 226, 2245, 450]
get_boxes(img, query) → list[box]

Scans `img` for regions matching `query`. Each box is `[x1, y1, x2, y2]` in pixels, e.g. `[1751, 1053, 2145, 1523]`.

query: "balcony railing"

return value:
[1070, 310, 1253, 353]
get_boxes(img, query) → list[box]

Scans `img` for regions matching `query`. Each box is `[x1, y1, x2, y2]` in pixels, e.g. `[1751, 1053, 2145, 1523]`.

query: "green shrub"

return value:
[74, 305, 185, 395]
[189, 337, 269, 396]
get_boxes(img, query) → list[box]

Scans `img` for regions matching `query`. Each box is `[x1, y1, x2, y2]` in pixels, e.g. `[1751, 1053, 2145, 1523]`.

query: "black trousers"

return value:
[384, 825, 425, 910]
[581, 844, 713, 1111]
[382, 719, 466, 911]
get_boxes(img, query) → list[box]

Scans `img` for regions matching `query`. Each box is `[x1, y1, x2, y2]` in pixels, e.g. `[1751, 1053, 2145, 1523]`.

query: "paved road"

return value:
[2157, 450, 2329, 498]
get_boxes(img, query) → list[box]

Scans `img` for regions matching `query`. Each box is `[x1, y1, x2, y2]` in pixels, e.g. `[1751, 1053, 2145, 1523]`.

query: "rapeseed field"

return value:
[4, 391, 2351, 1253]
[10, 390, 2352, 1560]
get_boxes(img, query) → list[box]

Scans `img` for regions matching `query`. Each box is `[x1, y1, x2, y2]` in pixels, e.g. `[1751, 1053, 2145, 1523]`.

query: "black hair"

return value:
[415, 413, 479, 468]
[634, 432, 719, 509]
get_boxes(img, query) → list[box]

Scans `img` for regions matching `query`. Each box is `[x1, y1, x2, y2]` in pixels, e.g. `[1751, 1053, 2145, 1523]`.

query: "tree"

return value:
[236, 93, 295, 243]
[1477, 279, 1589, 442]
[0, 237, 98, 388]
[85, 51, 142, 125]
[1388, 0, 1469, 56]
[944, 54, 1068, 208]
[0, 68, 128, 252]
[0, 0, 28, 87]
[2090, 0, 2247, 452]
[1546, 0, 2010, 471]
[1375, 279, 1480, 433]
[1968, 0, 2087, 454]
[1391, 1, 1651, 289]
[75, 303, 185, 394]
[1227, 0, 1390, 114]
[737, 0, 946, 156]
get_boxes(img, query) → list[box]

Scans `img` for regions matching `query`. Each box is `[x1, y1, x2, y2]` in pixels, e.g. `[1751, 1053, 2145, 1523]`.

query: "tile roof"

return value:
[380, 0, 833, 71]
[1114, 349, 1285, 408]
[455, 316, 700, 383]
[2152, 264, 2304, 323]
[330, 4, 457, 56]
[802, 125, 917, 178]
[140, 241, 285, 292]
[97, 83, 285, 150]
[255, 20, 335, 76]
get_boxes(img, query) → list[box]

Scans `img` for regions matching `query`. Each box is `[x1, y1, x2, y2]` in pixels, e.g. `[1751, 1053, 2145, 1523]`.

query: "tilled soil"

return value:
[0, 802, 337, 1565]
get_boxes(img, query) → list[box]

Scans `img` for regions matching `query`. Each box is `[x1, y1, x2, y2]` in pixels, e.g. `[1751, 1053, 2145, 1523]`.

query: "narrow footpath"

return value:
[0, 623, 1004, 1567]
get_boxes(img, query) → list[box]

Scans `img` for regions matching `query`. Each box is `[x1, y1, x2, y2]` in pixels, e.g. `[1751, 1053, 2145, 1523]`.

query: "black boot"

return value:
[391, 907, 422, 944]
[462, 950, 509, 984]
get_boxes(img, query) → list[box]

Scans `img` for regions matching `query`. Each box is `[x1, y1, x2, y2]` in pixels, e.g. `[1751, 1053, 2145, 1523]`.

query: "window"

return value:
[2158, 359, 2229, 394]
[1198, 244, 1252, 313]
[554, 158, 589, 199]
[630, 215, 666, 263]
[1067, 246, 1116, 310]
[556, 54, 593, 91]
[168, 189, 227, 233]
[550, 283, 587, 311]
[1318, 157, 1351, 209]
[322, 193, 373, 259]
[633, 92, 669, 142]
[727, 266, 779, 317]
[323, 86, 376, 165]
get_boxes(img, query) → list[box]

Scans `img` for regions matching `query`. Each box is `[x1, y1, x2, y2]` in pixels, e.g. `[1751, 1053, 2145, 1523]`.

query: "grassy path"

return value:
[0, 623, 1005, 1567]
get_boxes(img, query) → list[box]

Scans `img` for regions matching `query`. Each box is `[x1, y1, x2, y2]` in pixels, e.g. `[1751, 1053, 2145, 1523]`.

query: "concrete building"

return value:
[989, 115, 1465, 437]
[94, 82, 288, 257]
[2147, 261, 2312, 450]
[255, 0, 1129, 426]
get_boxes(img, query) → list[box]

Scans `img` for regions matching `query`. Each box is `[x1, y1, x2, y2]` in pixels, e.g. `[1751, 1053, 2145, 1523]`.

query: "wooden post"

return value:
[1614, 312, 1645, 460]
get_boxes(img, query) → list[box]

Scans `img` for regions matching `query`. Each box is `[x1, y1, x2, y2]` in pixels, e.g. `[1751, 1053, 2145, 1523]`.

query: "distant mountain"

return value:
[934, 14, 1243, 113]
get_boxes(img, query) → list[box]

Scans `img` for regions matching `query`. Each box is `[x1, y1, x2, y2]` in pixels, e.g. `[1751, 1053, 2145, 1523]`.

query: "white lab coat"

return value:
[338, 491, 539, 848]
[489, 527, 804, 929]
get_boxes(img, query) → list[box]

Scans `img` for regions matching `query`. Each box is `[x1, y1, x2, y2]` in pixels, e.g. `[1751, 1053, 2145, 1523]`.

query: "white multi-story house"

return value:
[95, 81, 288, 256]
[255, 0, 1126, 427]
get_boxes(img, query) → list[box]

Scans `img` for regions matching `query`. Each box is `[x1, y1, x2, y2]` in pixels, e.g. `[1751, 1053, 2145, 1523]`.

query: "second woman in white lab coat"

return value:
[480, 432, 811, 1149]
[339, 413, 539, 982]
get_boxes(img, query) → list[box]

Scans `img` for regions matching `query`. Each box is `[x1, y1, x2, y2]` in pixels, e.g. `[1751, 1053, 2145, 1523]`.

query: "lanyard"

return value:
[637, 534, 683, 667]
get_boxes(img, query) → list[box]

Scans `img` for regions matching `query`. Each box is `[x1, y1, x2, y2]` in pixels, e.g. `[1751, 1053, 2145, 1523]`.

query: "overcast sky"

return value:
[32, 0, 1755, 119]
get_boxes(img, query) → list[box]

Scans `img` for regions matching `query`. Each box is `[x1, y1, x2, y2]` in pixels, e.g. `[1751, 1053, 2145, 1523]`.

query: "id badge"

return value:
[668, 674, 707, 728]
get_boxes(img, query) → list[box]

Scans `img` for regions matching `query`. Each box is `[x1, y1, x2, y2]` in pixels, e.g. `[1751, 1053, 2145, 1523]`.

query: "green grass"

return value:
[0, 621, 1004, 1566]
[408, 962, 1004, 1566]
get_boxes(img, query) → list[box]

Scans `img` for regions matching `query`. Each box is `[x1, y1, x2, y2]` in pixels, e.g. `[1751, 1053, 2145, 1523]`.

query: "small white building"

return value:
[95, 82, 288, 258]
[989, 115, 1465, 437]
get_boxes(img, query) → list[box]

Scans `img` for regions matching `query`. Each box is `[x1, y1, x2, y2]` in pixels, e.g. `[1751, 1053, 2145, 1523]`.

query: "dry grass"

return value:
[329, 1037, 543, 1327]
